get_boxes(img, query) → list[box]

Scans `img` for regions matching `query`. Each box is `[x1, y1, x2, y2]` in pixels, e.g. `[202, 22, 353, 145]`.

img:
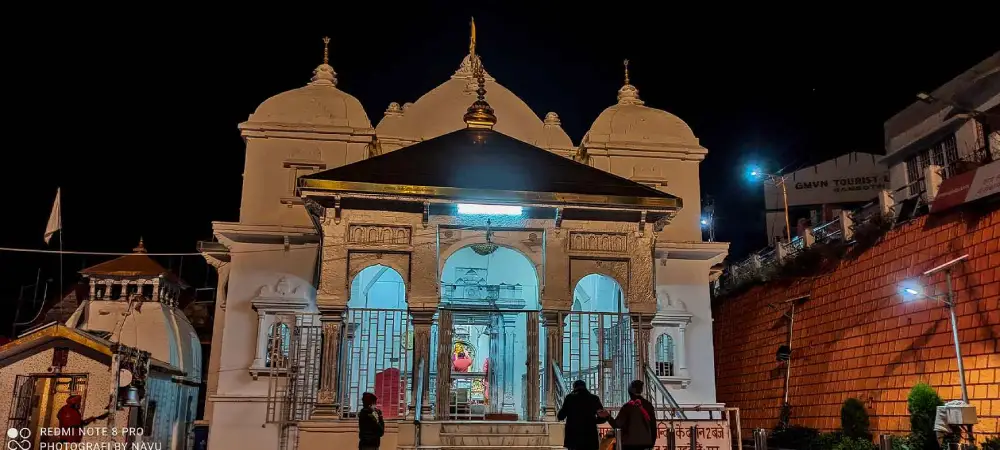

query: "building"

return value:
[0, 240, 202, 450]
[711, 52, 1000, 445]
[202, 27, 730, 450]
[763, 152, 889, 245]
[881, 51, 999, 207]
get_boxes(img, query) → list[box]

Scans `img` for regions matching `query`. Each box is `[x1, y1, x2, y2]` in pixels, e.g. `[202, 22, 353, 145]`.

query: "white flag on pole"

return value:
[44, 188, 61, 244]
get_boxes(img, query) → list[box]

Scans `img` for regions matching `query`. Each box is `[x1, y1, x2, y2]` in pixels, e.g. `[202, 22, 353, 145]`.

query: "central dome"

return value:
[246, 57, 372, 130]
[376, 55, 571, 149]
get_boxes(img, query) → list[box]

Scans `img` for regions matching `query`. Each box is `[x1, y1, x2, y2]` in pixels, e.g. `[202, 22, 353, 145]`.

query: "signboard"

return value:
[763, 153, 888, 209]
[598, 420, 731, 450]
[930, 160, 1000, 213]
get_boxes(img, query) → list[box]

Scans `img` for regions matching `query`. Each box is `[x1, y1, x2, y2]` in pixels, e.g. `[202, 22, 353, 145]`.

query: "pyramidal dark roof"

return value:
[301, 128, 681, 210]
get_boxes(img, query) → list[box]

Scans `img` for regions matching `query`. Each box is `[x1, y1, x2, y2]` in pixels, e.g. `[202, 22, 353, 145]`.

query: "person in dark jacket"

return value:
[358, 392, 385, 450]
[614, 380, 657, 450]
[557, 380, 610, 450]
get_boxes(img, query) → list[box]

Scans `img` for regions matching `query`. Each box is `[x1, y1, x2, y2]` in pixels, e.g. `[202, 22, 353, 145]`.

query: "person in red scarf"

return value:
[54, 395, 108, 443]
[613, 380, 657, 450]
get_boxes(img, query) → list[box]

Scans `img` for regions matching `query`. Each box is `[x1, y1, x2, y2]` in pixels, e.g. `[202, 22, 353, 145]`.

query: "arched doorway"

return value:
[564, 274, 635, 407]
[439, 245, 542, 420]
[343, 265, 410, 419]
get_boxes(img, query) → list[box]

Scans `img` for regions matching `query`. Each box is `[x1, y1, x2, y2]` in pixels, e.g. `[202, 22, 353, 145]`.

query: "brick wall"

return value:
[714, 206, 1000, 442]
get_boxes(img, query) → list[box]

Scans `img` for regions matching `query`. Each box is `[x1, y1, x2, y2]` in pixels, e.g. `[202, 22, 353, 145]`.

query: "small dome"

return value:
[584, 80, 700, 148]
[247, 62, 372, 130]
[538, 112, 573, 150]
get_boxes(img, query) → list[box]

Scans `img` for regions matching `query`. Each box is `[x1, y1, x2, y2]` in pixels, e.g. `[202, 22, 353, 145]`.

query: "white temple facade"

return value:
[202, 29, 729, 450]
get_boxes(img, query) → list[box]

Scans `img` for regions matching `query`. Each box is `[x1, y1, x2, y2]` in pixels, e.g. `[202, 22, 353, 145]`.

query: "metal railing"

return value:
[413, 358, 425, 448]
[643, 363, 687, 420]
[552, 360, 569, 411]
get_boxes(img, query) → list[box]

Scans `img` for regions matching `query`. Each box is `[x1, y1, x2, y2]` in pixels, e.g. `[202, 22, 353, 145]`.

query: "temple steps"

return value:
[440, 433, 549, 446]
[439, 422, 550, 435]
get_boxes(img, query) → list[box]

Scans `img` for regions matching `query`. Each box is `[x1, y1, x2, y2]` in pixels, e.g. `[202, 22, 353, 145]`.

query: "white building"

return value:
[1, 240, 202, 450]
[881, 51, 999, 206]
[763, 152, 889, 244]
[202, 28, 730, 450]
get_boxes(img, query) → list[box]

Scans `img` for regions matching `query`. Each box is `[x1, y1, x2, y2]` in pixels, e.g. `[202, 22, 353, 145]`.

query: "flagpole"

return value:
[58, 192, 63, 304]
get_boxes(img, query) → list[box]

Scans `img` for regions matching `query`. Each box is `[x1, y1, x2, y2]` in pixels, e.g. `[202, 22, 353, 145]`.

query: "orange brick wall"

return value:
[713, 206, 1000, 441]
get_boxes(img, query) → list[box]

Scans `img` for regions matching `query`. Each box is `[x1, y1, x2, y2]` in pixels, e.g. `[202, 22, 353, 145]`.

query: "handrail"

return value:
[643, 363, 687, 420]
[552, 361, 569, 412]
[413, 358, 425, 447]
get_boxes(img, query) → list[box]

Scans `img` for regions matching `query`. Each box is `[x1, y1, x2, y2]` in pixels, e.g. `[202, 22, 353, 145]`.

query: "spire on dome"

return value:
[310, 36, 338, 86]
[463, 20, 496, 129]
[463, 55, 497, 129]
[617, 58, 644, 105]
[133, 238, 146, 253]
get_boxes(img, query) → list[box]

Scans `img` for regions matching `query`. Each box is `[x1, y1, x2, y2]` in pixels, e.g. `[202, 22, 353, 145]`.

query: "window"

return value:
[265, 322, 291, 368]
[654, 334, 675, 377]
[904, 133, 958, 197]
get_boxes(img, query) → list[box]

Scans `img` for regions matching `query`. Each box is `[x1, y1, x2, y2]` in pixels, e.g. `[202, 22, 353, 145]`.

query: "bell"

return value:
[120, 386, 141, 407]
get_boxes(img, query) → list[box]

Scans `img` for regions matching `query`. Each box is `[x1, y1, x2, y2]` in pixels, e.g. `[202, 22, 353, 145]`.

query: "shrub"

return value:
[841, 398, 872, 440]
[811, 432, 844, 450]
[907, 383, 943, 450]
[982, 436, 1000, 450]
[771, 425, 820, 449]
[834, 437, 878, 450]
[890, 435, 913, 450]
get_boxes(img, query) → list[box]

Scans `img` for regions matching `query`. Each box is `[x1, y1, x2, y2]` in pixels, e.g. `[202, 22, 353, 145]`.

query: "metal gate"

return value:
[339, 308, 413, 419]
[561, 312, 637, 409]
[6, 375, 36, 434]
[264, 314, 321, 450]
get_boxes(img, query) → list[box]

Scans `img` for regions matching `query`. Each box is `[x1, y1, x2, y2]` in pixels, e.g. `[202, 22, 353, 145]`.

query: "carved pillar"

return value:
[434, 309, 453, 419]
[543, 311, 563, 421]
[526, 311, 541, 421]
[203, 258, 229, 422]
[313, 309, 345, 418]
[677, 324, 688, 372]
[632, 314, 653, 374]
[409, 309, 435, 418]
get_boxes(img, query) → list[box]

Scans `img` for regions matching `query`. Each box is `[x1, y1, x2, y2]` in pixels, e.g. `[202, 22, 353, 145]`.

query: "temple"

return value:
[202, 23, 730, 450]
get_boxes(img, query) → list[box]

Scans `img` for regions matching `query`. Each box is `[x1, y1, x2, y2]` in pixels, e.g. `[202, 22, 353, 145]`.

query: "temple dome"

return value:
[247, 62, 372, 130]
[66, 300, 202, 382]
[584, 82, 700, 148]
[376, 55, 555, 147]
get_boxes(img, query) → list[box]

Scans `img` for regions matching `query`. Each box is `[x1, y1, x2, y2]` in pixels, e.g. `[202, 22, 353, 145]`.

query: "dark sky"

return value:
[1, 7, 997, 333]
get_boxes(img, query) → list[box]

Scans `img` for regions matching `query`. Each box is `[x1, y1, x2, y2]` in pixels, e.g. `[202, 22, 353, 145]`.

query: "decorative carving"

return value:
[257, 277, 306, 300]
[554, 208, 563, 228]
[653, 212, 677, 232]
[333, 195, 342, 224]
[568, 231, 628, 253]
[422, 202, 430, 228]
[348, 224, 412, 245]
[639, 211, 647, 235]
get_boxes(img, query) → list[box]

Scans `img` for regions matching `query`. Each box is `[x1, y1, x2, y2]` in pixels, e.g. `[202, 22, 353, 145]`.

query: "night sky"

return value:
[1, 7, 997, 334]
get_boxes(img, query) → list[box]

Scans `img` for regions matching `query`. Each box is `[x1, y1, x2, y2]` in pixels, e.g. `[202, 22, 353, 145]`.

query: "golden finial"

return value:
[624, 59, 630, 85]
[469, 17, 477, 57]
[322, 37, 331, 65]
[133, 237, 146, 253]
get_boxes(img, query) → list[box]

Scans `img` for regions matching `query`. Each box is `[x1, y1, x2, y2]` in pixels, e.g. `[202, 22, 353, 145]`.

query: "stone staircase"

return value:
[398, 421, 565, 450]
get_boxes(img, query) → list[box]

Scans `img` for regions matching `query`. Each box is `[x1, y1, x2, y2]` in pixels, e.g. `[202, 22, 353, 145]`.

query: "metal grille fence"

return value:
[561, 311, 637, 410]
[339, 308, 412, 419]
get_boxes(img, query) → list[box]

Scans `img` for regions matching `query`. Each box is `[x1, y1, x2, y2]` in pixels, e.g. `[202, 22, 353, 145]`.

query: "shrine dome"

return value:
[376, 54, 572, 148]
[584, 79, 700, 148]
[246, 40, 372, 130]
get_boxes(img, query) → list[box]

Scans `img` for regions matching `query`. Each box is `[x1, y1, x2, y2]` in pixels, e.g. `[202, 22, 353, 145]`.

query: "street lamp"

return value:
[898, 254, 970, 403]
[748, 166, 792, 242]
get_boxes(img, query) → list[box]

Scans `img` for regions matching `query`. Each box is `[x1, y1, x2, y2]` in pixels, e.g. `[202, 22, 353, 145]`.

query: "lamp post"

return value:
[750, 167, 792, 242]
[900, 254, 970, 404]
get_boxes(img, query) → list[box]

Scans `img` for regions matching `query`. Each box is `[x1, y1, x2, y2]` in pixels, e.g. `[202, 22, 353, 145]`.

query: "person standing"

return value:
[558, 380, 611, 450]
[615, 380, 657, 450]
[358, 392, 385, 450]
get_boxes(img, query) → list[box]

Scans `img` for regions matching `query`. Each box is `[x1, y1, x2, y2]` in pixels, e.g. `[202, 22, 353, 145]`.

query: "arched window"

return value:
[654, 334, 674, 377]
[266, 322, 291, 368]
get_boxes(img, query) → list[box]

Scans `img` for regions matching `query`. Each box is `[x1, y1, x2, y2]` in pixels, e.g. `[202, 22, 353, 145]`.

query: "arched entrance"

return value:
[342, 264, 410, 419]
[438, 245, 542, 420]
[563, 274, 635, 407]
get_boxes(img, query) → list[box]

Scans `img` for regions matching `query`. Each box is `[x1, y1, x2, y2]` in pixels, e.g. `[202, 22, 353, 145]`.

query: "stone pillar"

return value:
[543, 311, 563, 421]
[202, 259, 229, 422]
[632, 314, 653, 375]
[409, 309, 435, 419]
[435, 309, 453, 420]
[677, 324, 688, 372]
[526, 311, 541, 421]
[313, 308, 345, 418]
[252, 309, 268, 368]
